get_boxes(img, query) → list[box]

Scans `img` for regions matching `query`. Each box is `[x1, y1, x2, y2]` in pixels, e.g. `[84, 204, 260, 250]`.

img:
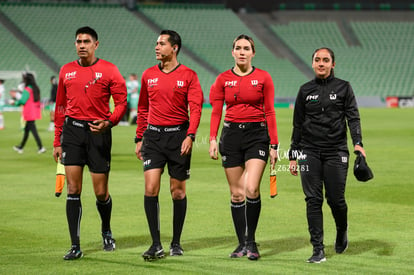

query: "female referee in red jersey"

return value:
[135, 30, 203, 261]
[209, 34, 279, 260]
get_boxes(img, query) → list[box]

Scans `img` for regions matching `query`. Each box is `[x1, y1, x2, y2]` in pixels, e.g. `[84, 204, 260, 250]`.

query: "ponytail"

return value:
[23, 73, 41, 102]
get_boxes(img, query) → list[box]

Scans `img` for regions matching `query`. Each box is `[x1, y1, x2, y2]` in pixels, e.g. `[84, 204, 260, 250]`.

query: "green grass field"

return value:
[1, 107, 413, 274]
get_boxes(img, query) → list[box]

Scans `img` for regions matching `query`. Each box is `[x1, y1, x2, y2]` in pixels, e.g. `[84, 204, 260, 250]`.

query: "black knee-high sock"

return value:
[144, 196, 160, 245]
[246, 196, 261, 243]
[66, 194, 82, 248]
[172, 196, 187, 245]
[96, 195, 112, 234]
[231, 200, 246, 245]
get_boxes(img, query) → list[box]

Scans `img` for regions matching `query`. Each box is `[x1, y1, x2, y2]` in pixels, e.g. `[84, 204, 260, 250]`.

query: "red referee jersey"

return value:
[209, 67, 278, 145]
[136, 64, 204, 138]
[54, 59, 127, 147]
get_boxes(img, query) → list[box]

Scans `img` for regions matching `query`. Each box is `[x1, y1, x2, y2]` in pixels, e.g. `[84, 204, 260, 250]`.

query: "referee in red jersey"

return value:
[53, 26, 127, 260]
[209, 34, 279, 260]
[135, 30, 203, 261]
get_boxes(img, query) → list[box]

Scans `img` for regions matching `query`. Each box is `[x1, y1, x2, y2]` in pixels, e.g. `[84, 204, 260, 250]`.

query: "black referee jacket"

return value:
[289, 74, 362, 159]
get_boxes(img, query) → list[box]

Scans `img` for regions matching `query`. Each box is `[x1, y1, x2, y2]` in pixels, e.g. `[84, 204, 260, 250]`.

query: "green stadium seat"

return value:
[2, 3, 412, 98]
[271, 21, 414, 96]
[139, 4, 307, 97]
[0, 20, 55, 98]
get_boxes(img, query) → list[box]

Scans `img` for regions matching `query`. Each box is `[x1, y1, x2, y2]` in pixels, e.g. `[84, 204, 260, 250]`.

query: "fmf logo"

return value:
[298, 153, 307, 160]
[65, 71, 77, 80]
[251, 80, 258, 86]
[306, 95, 319, 101]
[177, 80, 184, 88]
[148, 78, 158, 87]
[225, 80, 237, 88]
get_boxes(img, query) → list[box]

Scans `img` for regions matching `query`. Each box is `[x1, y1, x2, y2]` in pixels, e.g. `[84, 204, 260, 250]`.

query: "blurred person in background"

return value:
[126, 73, 139, 124]
[10, 73, 46, 154]
[0, 79, 5, 129]
[48, 76, 58, 131]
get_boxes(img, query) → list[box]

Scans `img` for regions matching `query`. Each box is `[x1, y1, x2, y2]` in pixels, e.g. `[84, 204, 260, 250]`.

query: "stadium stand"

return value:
[350, 22, 414, 96]
[0, 3, 216, 99]
[138, 4, 308, 98]
[270, 16, 414, 97]
[0, 16, 55, 99]
[1, 3, 413, 100]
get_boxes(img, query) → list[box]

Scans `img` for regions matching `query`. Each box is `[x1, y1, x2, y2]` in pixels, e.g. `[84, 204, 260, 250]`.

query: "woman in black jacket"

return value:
[289, 47, 366, 263]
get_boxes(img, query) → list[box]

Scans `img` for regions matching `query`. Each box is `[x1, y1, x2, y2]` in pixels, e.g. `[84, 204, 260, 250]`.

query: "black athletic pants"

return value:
[299, 149, 349, 250]
[19, 120, 43, 149]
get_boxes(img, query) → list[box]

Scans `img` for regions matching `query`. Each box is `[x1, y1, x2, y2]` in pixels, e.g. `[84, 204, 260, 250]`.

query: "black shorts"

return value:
[141, 122, 191, 181]
[61, 117, 112, 173]
[219, 121, 270, 168]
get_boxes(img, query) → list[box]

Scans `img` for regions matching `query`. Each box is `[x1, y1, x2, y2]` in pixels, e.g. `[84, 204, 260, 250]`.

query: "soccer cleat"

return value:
[229, 243, 247, 258]
[13, 146, 23, 154]
[307, 249, 326, 263]
[335, 230, 348, 254]
[246, 242, 260, 260]
[102, 232, 116, 251]
[142, 244, 165, 261]
[63, 247, 83, 260]
[38, 147, 47, 154]
[169, 243, 184, 256]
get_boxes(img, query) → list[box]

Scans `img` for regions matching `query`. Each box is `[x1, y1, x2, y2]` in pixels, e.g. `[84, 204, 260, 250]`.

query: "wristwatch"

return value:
[270, 144, 278, 150]
[355, 141, 363, 147]
[187, 134, 195, 141]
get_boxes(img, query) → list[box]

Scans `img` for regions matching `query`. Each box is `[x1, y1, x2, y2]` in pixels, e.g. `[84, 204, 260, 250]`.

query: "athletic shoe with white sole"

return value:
[63, 247, 83, 260]
[229, 244, 247, 258]
[307, 249, 326, 263]
[246, 242, 260, 260]
[13, 146, 23, 154]
[142, 244, 165, 261]
[169, 243, 184, 256]
[102, 232, 116, 251]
